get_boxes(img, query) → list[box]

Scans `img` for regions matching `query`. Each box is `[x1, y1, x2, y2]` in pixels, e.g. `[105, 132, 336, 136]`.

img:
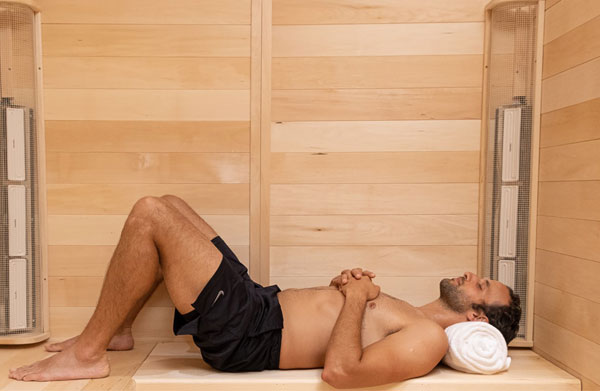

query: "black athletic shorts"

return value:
[172, 236, 284, 372]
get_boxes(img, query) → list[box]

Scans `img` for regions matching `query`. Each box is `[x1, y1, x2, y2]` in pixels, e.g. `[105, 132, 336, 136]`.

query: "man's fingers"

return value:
[364, 269, 376, 278]
[351, 268, 363, 279]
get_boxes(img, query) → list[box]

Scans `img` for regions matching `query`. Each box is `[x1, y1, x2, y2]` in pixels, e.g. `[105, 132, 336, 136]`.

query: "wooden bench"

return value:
[133, 341, 581, 391]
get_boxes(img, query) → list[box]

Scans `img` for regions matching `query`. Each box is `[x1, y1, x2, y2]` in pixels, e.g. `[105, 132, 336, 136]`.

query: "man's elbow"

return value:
[321, 367, 356, 389]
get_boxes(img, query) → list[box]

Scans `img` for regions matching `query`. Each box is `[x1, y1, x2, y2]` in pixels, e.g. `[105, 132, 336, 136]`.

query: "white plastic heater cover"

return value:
[499, 185, 518, 258]
[501, 107, 521, 182]
[6, 107, 26, 181]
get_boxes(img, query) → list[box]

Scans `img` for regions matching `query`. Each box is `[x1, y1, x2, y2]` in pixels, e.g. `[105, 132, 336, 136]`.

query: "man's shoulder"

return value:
[388, 318, 448, 358]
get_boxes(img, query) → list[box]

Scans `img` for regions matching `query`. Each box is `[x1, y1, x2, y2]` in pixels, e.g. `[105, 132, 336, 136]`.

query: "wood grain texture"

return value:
[270, 184, 479, 215]
[539, 139, 600, 181]
[544, 0, 600, 43]
[272, 88, 481, 121]
[534, 316, 600, 386]
[535, 249, 600, 304]
[542, 15, 600, 79]
[270, 215, 477, 245]
[271, 152, 479, 183]
[271, 120, 481, 152]
[273, 0, 488, 24]
[270, 245, 476, 276]
[43, 57, 250, 89]
[535, 282, 600, 345]
[46, 121, 250, 153]
[272, 24, 483, 56]
[38, 0, 251, 24]
[48, 215, 249, 246]
[46, 152, 249, 184]
[536, 216, 600, 263]
[272, 56, 483, 89]
[546, 0, 563, 9]
[42, 25, 251, 57]
[44, 89, 250, 121]
[47, 184, 249, 215]
[541, 57, 600, 114]
[540, 98, 600, 147]
[538, 181, 600, 221]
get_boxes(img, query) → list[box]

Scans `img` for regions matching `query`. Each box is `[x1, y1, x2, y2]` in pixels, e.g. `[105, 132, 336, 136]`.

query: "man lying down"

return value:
[9, 195, 521, 388]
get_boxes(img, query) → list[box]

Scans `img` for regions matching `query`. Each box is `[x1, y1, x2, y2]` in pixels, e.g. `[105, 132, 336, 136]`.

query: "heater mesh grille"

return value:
[482, 2, 538, 340]
[0, 3, 40, 336]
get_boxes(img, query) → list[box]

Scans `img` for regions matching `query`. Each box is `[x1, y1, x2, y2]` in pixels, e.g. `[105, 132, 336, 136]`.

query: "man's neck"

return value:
[417, 299, 467, 329]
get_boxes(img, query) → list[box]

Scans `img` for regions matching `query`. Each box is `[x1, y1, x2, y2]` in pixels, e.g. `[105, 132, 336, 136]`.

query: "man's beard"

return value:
[439, 278, 470, 313]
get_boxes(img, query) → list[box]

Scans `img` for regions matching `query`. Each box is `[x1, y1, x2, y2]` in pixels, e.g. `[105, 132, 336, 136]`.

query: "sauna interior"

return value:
[0, 0, 599, 390]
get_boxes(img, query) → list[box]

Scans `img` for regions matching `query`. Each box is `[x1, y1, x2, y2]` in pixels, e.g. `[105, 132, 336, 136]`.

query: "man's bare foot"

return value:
[8, 346, 110, 381]
[45, 329, 134, 352]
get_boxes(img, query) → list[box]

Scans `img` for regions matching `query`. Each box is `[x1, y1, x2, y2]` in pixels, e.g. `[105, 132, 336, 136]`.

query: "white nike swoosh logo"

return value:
[211, 290, 225, 307]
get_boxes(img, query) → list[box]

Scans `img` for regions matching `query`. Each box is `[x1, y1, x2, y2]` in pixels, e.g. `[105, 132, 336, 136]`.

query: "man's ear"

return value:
[466, 307, 489, 323]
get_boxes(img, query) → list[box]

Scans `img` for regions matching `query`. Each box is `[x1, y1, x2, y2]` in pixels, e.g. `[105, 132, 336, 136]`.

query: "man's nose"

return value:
[464, 271, 477, 282]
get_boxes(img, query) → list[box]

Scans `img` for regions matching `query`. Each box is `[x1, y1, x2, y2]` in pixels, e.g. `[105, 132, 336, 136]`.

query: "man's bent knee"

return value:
[131, 196, 168, 219]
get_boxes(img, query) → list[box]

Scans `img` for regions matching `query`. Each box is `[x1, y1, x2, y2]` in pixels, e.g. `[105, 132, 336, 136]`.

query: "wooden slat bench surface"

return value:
[133, 341, 581, 391]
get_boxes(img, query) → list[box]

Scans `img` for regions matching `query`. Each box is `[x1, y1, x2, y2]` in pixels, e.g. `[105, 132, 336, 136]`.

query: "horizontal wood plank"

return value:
[538, 181, 600, 221]
[44, 57, 250, 90]
[270, 245, 476, 276]
[544, 0, 600, 44]
[542, 15, 600, 79]
[540, 98, 600, 147]
[270, 184, 479, 215]
[271, 120, 481, 152]
[270, 215, 478, 245]
[47, 184, 249, 215]
[44, 89, 250, 121]
[48, 215, 249, 245]
[271, 152, 479, 183]
[46, 121, 249, 153]
[42, 25, 251, 57]
[541, 57, 600, 114]
[272, 0, 488, 24]
[272, 56, 483, 89]
[38, 0, 251, 24]
[535, 282, 600, 345]
[539, 139, 600, 182]
[546, 0, 562, 8]
[49, 245, 250, 277]
[535, 249, 600, 304]
[46, 152, 249, 184]
[272, 88, 482, 121]
[534, 316, 600, 386]
[536, 216, 600, 263]
[272, 24, 484, 56]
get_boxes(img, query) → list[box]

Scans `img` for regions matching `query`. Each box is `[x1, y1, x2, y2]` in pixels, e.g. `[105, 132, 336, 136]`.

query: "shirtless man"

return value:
[9, 195, 521, 388]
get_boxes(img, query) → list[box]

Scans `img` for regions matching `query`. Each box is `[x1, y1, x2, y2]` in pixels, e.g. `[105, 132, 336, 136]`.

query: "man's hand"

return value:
[340, 275, 380, 300]
[329, 268, 376, 289]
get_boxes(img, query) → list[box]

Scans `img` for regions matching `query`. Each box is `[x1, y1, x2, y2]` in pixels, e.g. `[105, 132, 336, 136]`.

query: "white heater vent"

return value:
[6, 107, 25, 181]
[9, 259, 27, 330]
[8, 185, 27, 257]
[501, 108, 521, 182]
[499, 185, 518, 258]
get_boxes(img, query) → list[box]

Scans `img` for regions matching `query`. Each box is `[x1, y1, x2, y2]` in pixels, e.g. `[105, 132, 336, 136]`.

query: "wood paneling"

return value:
[270, 215, 477, 245]
[540, 98, 600, 147]
[38, 0, 251, 24]
[271, 152, 479, 183]
[546, 0, 562, 9]
[537, 216, 600, 263]
[272, 88, 481, 121]
[272, 56, 483, 89]
[46, 153, 249, 184]
[270, 184, 478, 215]
[538, 181, 600, 221]
[270, 246, 476, 276]
[544, 0, 600, 44]
[42, 25, 251, 57]
[542, 15, 600, 78]
[48, 215, 249, 246]
[44, 89, 250, 121]
[273, 24, 483, 56]
[44, 57, 250, 90]
[541, 56, 600, 113]
[271, 120, 481, 152]
[539, 139, 600, 182]
[273, 0, 488, 24]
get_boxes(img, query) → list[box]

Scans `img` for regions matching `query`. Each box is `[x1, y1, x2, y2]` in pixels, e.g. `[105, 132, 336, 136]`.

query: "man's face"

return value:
[439, 272, 511, 313]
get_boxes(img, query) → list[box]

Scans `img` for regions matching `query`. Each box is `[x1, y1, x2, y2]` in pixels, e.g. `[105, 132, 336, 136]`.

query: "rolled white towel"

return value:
[442, 321, 511, 375]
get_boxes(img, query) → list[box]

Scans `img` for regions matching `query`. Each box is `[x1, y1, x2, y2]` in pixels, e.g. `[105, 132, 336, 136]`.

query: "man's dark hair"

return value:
[472, 287, 521, 344]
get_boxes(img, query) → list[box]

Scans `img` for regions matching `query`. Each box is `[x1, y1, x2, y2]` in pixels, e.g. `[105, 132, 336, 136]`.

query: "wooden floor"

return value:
[0, 339, 581, 391]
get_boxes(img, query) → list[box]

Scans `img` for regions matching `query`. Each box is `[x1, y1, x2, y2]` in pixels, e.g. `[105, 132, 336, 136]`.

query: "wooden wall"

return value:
[268, 0, 487, 303]
[534, 0, 600, 389]
[39, 0, 253, 339]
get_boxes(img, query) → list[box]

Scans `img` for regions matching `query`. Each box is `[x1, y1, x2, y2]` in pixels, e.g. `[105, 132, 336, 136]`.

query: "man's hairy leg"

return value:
[9, 196, 222, 381]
